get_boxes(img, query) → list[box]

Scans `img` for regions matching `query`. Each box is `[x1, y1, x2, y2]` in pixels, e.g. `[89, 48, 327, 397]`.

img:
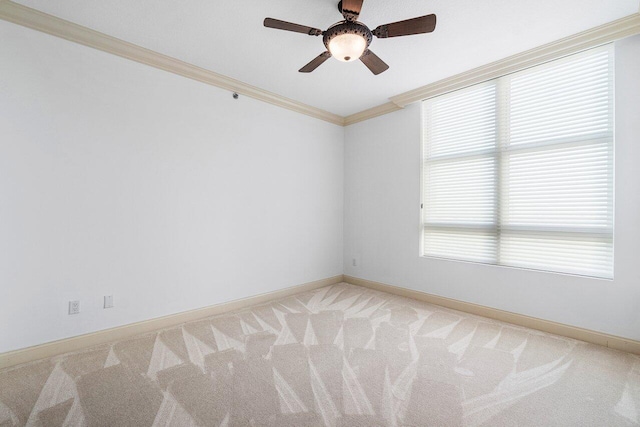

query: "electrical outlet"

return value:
[104, 295, 114, 309]
[69, 300, 80, 315]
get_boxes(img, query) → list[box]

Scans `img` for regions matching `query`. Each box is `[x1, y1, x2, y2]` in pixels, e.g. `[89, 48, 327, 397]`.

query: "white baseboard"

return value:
[345, 275, 640, 356]
[0, 275, 344, 370]
[5, 273, 637, 370]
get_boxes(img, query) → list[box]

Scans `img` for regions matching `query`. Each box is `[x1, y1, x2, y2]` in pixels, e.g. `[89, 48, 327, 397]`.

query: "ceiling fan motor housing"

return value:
[264, 1, 436, 74]
[323, 21, 373, 61]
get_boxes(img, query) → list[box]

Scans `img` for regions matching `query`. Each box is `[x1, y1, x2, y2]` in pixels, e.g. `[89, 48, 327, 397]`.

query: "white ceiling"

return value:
[14, 0, 640, 117]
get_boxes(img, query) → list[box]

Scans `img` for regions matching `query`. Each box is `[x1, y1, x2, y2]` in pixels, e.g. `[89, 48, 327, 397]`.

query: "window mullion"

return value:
[421, 44, 613, 279]
[496, 77, 510, 265]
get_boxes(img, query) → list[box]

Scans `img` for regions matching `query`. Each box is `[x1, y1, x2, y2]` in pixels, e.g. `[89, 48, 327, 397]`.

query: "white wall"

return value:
[344, 34, 640, 341]
[0, 21, 344, 353]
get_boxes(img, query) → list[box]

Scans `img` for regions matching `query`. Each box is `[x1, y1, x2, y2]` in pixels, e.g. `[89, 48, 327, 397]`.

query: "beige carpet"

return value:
[1, 282, 639, 426]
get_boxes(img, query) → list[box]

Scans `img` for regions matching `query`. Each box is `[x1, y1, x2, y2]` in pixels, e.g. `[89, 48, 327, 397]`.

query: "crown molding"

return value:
[2, 0, 639, 128]
[343, 102, 401, 126]
[0, 1, 345, 126]
[345, 12, 640, 125]
[388, 12, 640, 109]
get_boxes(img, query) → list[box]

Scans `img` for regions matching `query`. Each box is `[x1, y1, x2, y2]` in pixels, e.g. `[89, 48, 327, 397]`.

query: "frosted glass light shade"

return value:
[328, 33, 367, 62]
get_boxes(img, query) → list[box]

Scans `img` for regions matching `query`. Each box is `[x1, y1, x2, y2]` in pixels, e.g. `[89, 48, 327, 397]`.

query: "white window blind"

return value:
[421, 45, 614, 279]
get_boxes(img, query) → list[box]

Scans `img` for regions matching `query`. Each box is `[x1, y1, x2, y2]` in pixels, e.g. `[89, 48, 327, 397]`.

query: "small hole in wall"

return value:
[232, 92, 239, 100]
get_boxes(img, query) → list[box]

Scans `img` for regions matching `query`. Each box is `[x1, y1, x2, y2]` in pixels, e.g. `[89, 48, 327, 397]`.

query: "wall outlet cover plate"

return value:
[104, 295, 114, 309]
[69, 300, 80, 315]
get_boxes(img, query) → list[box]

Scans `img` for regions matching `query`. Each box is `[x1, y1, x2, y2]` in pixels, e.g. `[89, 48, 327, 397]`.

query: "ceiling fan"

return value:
[263, 0, 436, 75]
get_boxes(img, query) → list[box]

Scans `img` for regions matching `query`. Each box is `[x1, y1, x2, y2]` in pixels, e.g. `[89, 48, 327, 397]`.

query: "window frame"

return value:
[419, 44, 615, 279]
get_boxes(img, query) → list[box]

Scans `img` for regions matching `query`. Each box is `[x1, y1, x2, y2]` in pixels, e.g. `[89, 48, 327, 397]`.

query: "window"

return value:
[421, 45, 614, 279]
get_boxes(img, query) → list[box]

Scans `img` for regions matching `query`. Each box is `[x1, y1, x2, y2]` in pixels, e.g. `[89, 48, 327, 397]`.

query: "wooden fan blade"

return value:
[360, 49, 389, 75]
[299, 51, 332, 73]
[373, 14, 436, 38]
[341, 0, 364, 21]
[264, 18, 323, 36]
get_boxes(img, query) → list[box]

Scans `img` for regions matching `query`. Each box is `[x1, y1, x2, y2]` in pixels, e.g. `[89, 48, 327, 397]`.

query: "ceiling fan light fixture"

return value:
[264, 1, 437, 75]
[328, 33, 367, 62]
[323, 21, 373, 63]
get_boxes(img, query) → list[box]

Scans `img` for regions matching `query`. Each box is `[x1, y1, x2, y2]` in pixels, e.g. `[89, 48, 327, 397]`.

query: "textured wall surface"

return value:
[0, 21, 344, 352]
[344, 34, 640, 341]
